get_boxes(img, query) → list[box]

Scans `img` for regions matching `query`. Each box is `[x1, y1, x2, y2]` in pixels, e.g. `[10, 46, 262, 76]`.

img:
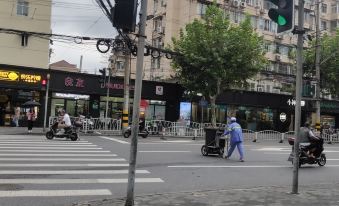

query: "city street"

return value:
[0, 134, 339, 206]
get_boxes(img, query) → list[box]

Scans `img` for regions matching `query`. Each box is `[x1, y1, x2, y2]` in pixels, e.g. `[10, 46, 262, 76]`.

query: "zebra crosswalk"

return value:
[0, 135, 164, 202]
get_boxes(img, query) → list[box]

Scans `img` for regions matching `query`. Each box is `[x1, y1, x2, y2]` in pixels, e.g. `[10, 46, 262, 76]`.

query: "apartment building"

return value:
[0, 0, 52, 69]
[0, 0, 52, 126]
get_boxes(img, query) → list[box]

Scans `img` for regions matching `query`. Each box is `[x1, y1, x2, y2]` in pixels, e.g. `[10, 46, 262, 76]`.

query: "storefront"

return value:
[188, 90, 313, 132]
[48, 70, 184, 122]
[0, 65, 47, 126]
[319, 100, 339, 128]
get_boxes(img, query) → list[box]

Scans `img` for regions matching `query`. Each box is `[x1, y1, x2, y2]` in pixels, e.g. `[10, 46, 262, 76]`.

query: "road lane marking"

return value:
[99, 136, 129, 144]
[0, 147, 103, 150]
[0, 178, 164, 184]
[0, 170, 150, 174]
[152, 140, 193, 143]
[0, 150, 110, 153]
[0, 142, 93, 144]
[168, 165, 339, 168]
[0, 163, 129, 167]
[139, 151, 191, 153]
[0, 144, 97, 147]
[0, 189, 112, 197]
[264, 152, 290, 155]
[168, 165, 291, 168]
[0, 158, 125, 161]
[0, 154, 117, 157]
[0, 140, 89, 143]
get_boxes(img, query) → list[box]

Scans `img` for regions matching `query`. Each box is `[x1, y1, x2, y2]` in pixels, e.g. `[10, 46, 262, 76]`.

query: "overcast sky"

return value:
[50, 0, 117, 74]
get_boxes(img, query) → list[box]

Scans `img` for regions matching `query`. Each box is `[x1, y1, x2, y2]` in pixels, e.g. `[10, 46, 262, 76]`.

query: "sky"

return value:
[50, 0, 117, 74]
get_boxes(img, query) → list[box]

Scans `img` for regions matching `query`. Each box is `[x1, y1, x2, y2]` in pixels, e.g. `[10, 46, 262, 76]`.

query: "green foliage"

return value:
[171, 3, 266, 98]
[304, 30, 339, 96]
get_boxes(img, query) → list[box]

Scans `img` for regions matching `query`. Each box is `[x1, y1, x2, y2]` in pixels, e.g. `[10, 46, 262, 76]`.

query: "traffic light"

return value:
[267, 0, 294, 34]
[99, 68, 106, 84]
[111, 0, 138, 32]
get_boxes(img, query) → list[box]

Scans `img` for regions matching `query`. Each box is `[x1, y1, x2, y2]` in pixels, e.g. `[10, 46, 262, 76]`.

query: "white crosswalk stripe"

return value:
[0, 135, 164, 200]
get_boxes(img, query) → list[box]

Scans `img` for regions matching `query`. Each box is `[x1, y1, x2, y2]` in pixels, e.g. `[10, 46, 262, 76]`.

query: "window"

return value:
[153, 0, 159, 14]
[321, 21, 327, 30]
[197, 3, 207, 16]
[321, 3, 327, 13]
[151, 57, 161, 69]
[17, 0, 29, 16]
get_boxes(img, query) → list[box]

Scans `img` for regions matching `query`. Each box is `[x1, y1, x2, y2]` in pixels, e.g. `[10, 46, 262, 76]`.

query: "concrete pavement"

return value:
[73, 183, 339, 206]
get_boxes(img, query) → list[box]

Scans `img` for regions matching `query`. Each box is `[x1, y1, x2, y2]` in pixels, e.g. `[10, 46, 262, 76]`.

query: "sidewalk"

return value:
[73, 183, 339, 206]
[0, 126, 44, 135]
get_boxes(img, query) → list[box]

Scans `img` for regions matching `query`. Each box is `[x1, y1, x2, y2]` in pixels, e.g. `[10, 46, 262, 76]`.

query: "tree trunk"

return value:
[210, 95, 217, 127]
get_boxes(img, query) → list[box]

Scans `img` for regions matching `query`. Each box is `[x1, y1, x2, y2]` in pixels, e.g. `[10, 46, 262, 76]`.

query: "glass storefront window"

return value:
[51, 99, 64, 116]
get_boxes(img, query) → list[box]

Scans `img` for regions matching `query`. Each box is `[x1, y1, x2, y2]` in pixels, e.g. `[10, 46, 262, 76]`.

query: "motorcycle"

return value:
[288, 137, 326, 167]
[123, 122, 149, 138]
[46, 121, 81, 141]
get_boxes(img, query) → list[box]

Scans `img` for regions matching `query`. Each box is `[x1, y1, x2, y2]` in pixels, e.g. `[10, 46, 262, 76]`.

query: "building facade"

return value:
[0, 0, 51, 126]
[135, 0, 339, 129]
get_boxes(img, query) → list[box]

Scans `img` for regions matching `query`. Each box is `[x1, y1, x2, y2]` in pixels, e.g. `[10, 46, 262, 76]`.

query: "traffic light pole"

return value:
[315, 0, 321, 131]
[123, 44, 131, 131]
[105, 69, 111, 120]
[292, 0, 305, 194]
[125, 0, 148, 205]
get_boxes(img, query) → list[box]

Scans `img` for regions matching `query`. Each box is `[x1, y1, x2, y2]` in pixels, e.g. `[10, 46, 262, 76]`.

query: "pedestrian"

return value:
[26, 108, 35, 133]
[224, 117, 245, 162]
[13, 106, 20, 127]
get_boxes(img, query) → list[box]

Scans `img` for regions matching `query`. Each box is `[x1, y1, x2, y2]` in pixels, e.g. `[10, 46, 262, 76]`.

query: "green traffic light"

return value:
[278, 15, 287, 26]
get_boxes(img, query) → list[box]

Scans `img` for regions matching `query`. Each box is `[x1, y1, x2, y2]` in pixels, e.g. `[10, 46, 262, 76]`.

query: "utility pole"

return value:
[123, 38, 131, 131]
[42, 70, 50, 132]
[79, 55, 83, 73]
[125, 0, 147, 205]
[292, 0, 305, 194]
[315, 0, 321, 131]
[105, 68, 111, 120]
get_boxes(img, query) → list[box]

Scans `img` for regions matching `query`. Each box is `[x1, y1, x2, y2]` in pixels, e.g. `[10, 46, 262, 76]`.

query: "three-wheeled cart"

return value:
[201, 127, 229, 157]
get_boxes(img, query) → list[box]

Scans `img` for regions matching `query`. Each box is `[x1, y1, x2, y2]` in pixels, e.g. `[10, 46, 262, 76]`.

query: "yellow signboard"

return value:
[0, 70, 19, 81]
[21, 74, 42, 83]
[0, 70, 42, 84]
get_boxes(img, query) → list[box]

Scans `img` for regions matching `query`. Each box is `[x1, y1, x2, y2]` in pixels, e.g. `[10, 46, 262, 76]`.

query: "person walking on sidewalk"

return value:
[224, 117, 244, 162]
[26, 108, 36, 133]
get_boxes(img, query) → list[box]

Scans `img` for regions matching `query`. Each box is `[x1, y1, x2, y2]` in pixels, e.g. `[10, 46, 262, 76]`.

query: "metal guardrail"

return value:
[48, 117, 121, 135]
[49, 117, 339, 143]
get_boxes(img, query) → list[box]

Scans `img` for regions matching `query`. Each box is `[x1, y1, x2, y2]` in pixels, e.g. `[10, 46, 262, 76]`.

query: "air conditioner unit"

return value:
[259, 8, 265, 14]
[275, 55, 281, 61]
[240, 2, 247, 8]
[161, 1, 167, 7]
[233, 0, 240, 7]
[275, 35, 283, 40]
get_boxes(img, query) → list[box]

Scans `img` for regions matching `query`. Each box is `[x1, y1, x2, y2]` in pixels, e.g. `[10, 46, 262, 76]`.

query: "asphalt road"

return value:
[0, 134, 338, 206]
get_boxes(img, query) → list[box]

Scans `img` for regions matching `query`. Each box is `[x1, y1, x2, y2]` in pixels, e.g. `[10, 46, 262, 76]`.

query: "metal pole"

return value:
[79, 55, 83, 73]
[42, 72, 50, 132]
[105, 69, 111, 122]
[125, 0, 147, 205]
[315, 0, 321, 131]
[292, 0, 305, 194]
[123, 48, 131, 131]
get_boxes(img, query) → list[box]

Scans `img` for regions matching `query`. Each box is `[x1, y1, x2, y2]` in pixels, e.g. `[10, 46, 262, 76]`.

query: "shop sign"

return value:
[0, 70, 19, 81]
[156, 86, 163, 95]
[64, 77, 85, 88]
[55, 93, 90, 100]
[287, 99, 305, 107]
[279, 112, 287, 122]
[102, 83, 135, 90]
[0, 70, 42, 83]
[20, 74, 41, 83]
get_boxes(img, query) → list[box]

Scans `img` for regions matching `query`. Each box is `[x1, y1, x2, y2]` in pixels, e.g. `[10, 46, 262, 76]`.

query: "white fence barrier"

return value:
[48, 116, 339, 143]
[48, 117, 121, 135]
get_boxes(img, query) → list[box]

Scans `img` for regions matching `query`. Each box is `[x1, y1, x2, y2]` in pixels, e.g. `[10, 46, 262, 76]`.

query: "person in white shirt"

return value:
[58, 109, 72, 133]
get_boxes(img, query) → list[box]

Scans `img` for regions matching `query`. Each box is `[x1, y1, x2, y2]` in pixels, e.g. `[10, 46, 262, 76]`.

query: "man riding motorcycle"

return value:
[57, 109, 72, 134]
[300, 122, 322, 158]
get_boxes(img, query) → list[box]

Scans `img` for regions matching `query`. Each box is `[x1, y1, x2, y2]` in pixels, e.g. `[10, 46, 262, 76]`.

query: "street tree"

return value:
[171, 3, 266, 126]
[304, 30, 339, 97]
